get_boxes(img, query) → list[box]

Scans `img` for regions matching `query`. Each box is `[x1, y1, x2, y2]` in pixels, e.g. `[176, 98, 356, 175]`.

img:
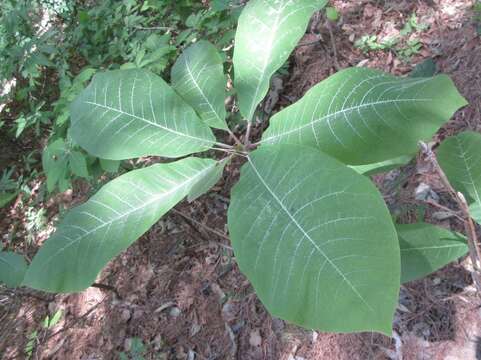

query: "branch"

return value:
[419, 141, 481, 292]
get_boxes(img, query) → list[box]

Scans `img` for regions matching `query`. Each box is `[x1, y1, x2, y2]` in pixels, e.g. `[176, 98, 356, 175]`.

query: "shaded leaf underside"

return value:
[397, 223, 468, 283]
[437, 131, 481, 225]
[0, 252, 28, 288]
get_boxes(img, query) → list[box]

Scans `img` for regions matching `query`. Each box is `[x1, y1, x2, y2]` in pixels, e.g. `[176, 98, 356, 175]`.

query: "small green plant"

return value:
[354, 34, 398, 53]
[24, 330, 37, 359]
[23, 309, 63, 359]
[355, 12, 427, 60]
[0, 0, 474, 336]
[474, 1, 481, 34]
[119, 337, 146, 360]
[0, 167, 20, 208]
[399, 13, 428, 36]
[325, 6, 339, 22]
[398, 38, 423, 61]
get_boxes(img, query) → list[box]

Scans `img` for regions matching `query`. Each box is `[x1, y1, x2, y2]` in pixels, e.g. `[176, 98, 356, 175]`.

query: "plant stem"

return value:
[92, 282, 121, 299]
[214, 142, 234, 149]
[422, 199, 464, 222]
[420, 141, 481, 292]
[244, 121, 252, 147]
[211, 147, 248, 158]
[327, 21, 341, 71]
[226, 128, 243, 147]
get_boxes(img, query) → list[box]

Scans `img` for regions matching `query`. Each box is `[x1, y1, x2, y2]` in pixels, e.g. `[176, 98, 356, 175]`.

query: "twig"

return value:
[297, 36, 322, 47]
[211, 147, 248, 158]
[225, 322, 238, 359]
[171, 208, 233, 249]
[44, 296, 108, 341]
[91, 282, 122, 300]
[226, 128, 243, 147]
[326, 21, 341, 71]
[420, 142, 481, 292]
[422, 199, 465, 222]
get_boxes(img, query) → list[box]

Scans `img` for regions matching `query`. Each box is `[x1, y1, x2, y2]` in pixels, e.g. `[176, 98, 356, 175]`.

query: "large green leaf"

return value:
[188, 157, 228, 202]
[349, 155, 413, 176]
[261, 68, 467, 165]
[0, 252, 28, 288]
[437, 131, 481, 224]
[70, 69, 216, 160]
[23, 157, 216, 292]
[397, 223, 468, 283]
[233, 0, 327, 121]
[171, 40, 228, 130]
[228, 144, 400, 334]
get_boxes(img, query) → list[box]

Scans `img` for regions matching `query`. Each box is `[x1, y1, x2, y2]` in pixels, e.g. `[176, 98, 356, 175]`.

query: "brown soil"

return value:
[1, 1, 481, 359]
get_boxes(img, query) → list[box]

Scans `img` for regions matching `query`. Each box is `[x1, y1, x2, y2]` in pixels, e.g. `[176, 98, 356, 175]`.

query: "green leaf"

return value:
[99, 158, 120, 173]
[69, 151, 89, 178]
[349, 155, 413, 176]
[70, 69, 216, 160]
[188, 158, 228, 202]
[261, 68, 467, 165]
[0, 252, 28, 288]
[48, 309, 63, 328]
[325, 6, 339, 21]
[233, 0, 327, 121]
[410, 58, 436, 78]
[397, 223, 468, 283]
[228, 144, 400, 334]
[0, 192, 17, 208]
[469, 202, 481, 225]
[171, 40, 228, 130]
[437, 131, 481, 224]
[23, 157, 216, 292]
[42, 139, 69, 192]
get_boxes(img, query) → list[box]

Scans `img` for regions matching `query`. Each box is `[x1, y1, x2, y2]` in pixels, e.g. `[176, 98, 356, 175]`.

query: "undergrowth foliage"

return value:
[0, 0, 474, 335]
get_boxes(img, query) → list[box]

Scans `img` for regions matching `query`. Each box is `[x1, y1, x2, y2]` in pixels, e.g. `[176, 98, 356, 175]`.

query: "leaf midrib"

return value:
[83, 101, 214, 145]
[245, 4, 282, 121]
[262, 98, 432, 143]
[183, 55, 224, 126]
[247, 155, 374, 312]
[35, 163, 216, 269]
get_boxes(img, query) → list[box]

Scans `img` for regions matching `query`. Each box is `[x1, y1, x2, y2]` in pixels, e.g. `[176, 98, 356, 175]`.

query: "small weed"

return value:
[119, 337, 146, 360]
[0, 168, 20, 208]
[355, 35, 398, 53]
[474, 1, 481, 34]
[24, 310, 63, 359]
[398, 39, 423, 61]
[355, 12, 428, 61]
[24, 206, 47, 245]
[400, 13, 428, 36]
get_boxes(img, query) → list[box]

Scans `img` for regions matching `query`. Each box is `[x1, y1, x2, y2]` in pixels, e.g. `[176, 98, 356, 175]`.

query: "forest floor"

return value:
[1, 0, 481, 359]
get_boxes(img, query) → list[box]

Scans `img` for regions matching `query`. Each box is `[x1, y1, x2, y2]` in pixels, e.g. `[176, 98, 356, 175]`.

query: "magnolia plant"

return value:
[1, 0, 475, 335]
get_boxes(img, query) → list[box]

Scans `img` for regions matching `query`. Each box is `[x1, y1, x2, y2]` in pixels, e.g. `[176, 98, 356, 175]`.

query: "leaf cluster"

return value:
[0, 0, 475, 337]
